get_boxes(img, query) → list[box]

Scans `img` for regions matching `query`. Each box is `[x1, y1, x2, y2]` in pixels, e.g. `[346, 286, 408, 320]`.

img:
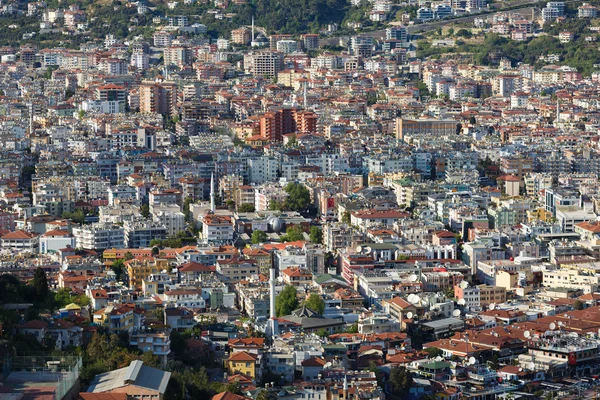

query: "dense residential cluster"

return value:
[2, 0, 600, 400]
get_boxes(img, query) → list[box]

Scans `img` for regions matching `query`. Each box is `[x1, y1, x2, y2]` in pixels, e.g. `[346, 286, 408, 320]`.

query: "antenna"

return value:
[251, 16, 255, 43]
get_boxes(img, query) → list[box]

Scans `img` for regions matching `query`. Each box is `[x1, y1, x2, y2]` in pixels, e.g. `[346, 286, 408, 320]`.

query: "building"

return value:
[395, 118, 458, 140]
[244, 51, 284, 77]
[87, 360, 171, 400]
[1, 230, 40, 252]
[227, 351, 258, 379]
[302, 34, 319, 50]
[153, 31, 173, 47]
[126, 257, 170, 289]
[72, 224, 125, 250]
[231, 28, 252, 45]
[201, 214, 234, 243]
[139, 81, 178, 116]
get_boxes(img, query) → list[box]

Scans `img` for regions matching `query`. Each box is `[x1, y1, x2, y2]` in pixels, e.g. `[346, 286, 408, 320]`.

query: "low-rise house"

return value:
[87, 360, 171, 400]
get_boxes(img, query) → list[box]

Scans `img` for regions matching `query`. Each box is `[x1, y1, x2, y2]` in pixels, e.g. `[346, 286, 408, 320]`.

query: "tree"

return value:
[140, 351, 160, 368]
[283, 182, 311, 212]
[54, 288, 90, 308]
[423, 347, 444, 358]
[140, 204, 150, 219]
[251, 230, 268, 244]
[275, 285, 298, 317]
[341, 211, 351, 224]
[388, 366, 413, 399]
[309, 226, 322, 244]
[238, 203, 255, 212]
[316, 328, 329, 337]
[183, 197, 193, 223]
[345, 323, 359, 333]
[304, 293, 325, 315]
[281, 226, 304, 242]
[32, 267, 48, 302]
[124, 251, 134, 261]
[256, 390, 272, 400]
[574, 300, 585, 310]
[111, 259, 125, 281]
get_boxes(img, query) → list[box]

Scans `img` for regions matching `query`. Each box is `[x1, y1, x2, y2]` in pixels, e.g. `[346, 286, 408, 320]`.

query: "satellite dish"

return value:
[356, 246, 363, 253]
[549, 323, 556, 331]
[469, 357, 477, 365]
[489, 303, 496, 310]
[435, 356, 443, 362]
[407, 294, 416, 303]
[524, 331, 531, 339]
[453, 309, 461, 317]
[460, 281, 469, 289]
[406, 311, 413, 319]
[528, 362, 535, 370]
[413, 295, 421, 304]
[458, 299, 466, 306]
[409, 274, 418, 282]
[363, 246, 372, 254]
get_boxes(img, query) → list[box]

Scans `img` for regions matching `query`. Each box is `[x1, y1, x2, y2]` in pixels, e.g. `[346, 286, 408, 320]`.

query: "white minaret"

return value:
[210, 172, 215, 212]
[267, 267, 279, 337]
[556, 98, 560, 122]
[343, 375, 348, 398]
[252, 16, 255, 43]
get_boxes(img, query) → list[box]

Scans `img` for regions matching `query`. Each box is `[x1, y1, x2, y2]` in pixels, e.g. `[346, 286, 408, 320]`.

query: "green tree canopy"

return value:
[309, 226, 322, 243]
[111, 259, 125, 281]
[251, 230, 269, 244]
[389, 366, 413, 398]
[283, 182, 311, 212]
[32, 267, 48, 302]
[423, 347, 444, 358]
[238, 203, 255, 212]
[54, 288, 90, 308]
[304, 293, 325, 315]
[275, 285, 298, 317]
[281, 226, 304, 242]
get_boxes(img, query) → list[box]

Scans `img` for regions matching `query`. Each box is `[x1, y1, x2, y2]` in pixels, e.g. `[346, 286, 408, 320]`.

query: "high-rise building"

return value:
[231, 27, 252, 45]
[259, 108, 317, 142]
[244, 51, 284, 77]
[164, 45, 193, 67]
[139, 80, 178, 116]
[302, 34, 319, 50]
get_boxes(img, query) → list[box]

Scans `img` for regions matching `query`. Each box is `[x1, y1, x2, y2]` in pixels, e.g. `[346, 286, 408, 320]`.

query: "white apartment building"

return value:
[152, 203, 186, 236]
[72, 223, 125, 250]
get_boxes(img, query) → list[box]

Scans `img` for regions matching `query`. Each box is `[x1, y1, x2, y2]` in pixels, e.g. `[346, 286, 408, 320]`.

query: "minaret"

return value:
[343, 375, 348, 399]
[556, 98, 560, 122]
[267, 267, 279, 337]
[251, 16, 255, 43]
[210, 172, 215, 212]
